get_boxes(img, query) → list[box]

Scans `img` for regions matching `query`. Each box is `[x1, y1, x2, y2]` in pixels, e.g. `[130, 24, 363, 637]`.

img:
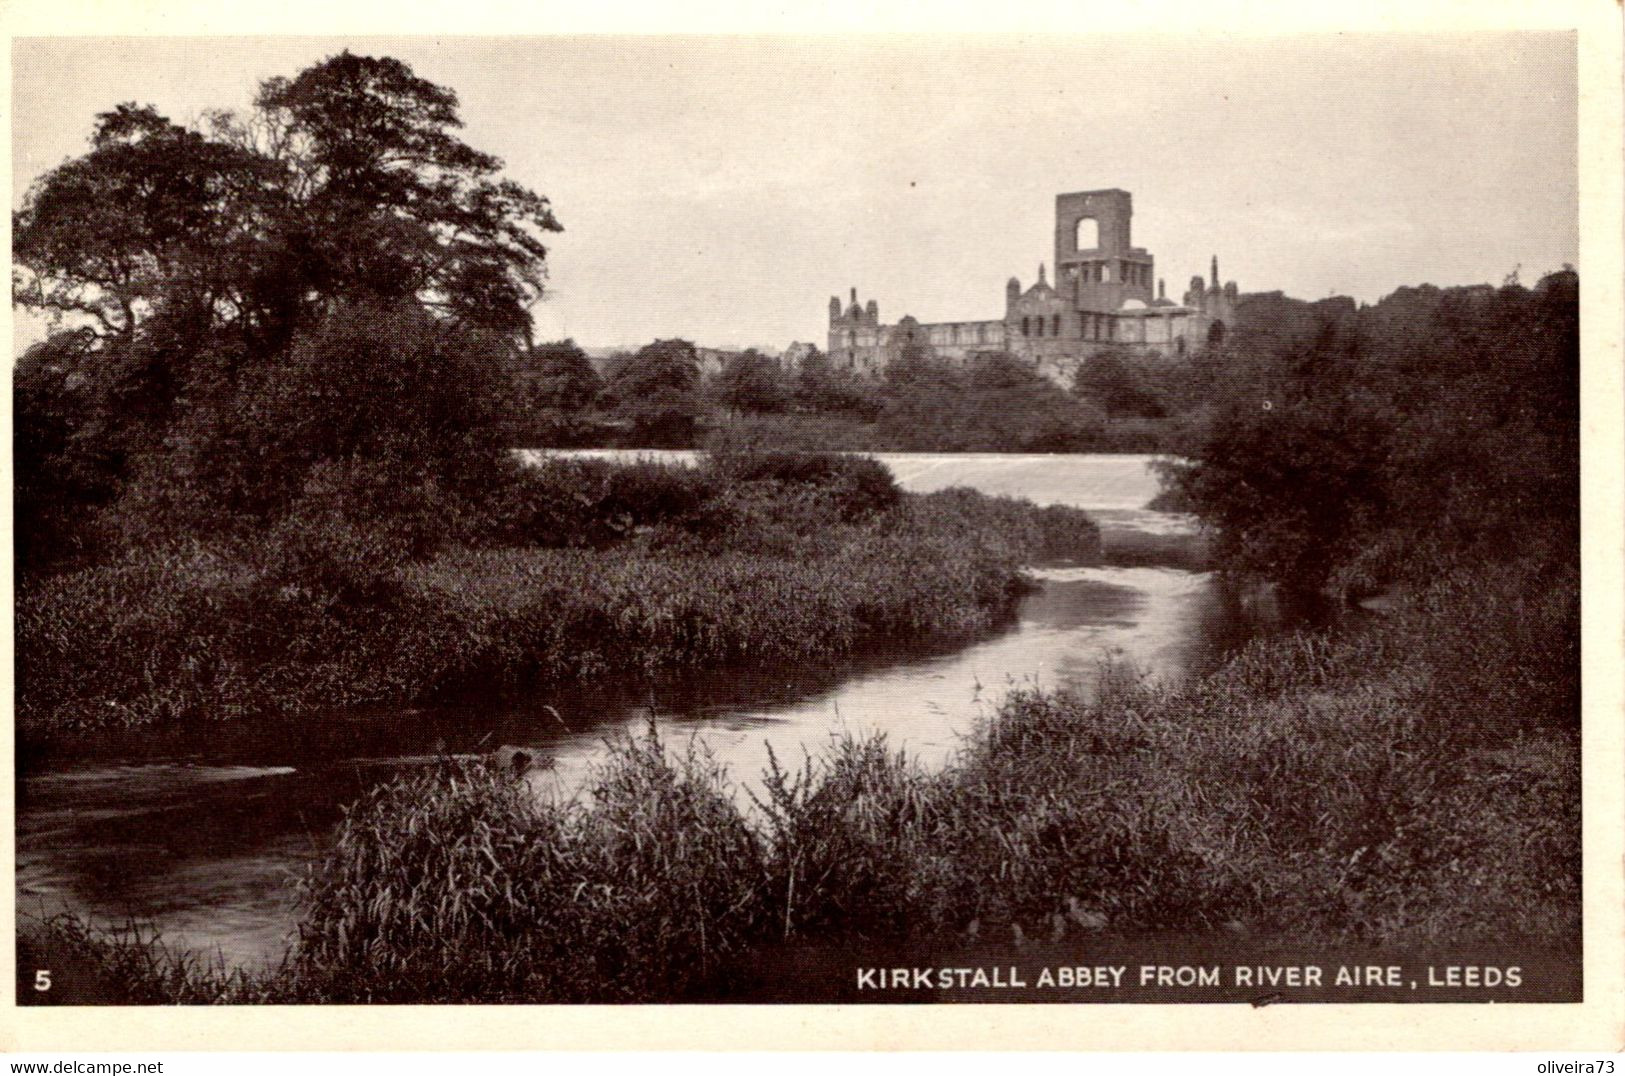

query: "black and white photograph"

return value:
[5, 2, 1621, 1055]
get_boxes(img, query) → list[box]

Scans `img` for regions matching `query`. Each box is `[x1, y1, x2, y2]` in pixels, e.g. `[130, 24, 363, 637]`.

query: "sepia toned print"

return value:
[5, 22, 1614, 1047]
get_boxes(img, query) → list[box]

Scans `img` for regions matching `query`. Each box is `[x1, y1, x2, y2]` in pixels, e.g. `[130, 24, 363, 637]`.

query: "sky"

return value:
[11, 33, 1579, 352]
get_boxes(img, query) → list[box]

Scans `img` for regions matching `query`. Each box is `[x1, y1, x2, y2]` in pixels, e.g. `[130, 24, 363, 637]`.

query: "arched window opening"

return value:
[1207, 320, 1227, 346]
[1102, 264, 1112, 283]
[1022, 316, 1030, 336]
[1052, 314, 1061, 336]
[1075, 217, 1099, 250]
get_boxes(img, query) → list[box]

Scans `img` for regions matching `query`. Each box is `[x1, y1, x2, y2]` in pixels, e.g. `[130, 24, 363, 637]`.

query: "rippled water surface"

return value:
[18, 452, 1264, 968]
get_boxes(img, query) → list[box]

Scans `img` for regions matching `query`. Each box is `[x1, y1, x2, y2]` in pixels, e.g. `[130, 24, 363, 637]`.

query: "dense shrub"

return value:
[474, 450, 903, 553]
[1072, 349, 1170, 418]
[711, 349, 790, 414]
[17, 469, 1088, 737]
[229, 302, 514, 508]
[705, 450, 902, 521]
[260, 458, 460, 602]
[13, 331, 123, 573]
[792, 349, 884, 418]
[874, 352, 1105, 453]
[521, 339, 602, 412]
[904, 487, 1102, 564]
[478, 457, 725, 547]
[1165, 272, 1578, 595]
[602, 339, 703, 444]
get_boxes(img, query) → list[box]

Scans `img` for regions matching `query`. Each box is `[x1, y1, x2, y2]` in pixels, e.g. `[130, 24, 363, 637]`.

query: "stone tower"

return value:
[1053, 189, 1155, 314]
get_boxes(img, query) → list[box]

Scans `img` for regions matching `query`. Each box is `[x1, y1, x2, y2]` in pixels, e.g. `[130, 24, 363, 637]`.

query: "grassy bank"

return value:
[28, 544, 1577, 1003]
[17, 453, 1101, 739]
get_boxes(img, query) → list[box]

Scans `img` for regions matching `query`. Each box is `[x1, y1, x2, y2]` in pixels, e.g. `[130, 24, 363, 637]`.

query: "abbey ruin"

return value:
[828, 189, 1238, 384]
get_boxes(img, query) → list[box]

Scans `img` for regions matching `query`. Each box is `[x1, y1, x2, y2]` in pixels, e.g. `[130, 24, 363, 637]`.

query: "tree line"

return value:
[509, 335, 1224, 453]
[1166, 273, 1578, 596]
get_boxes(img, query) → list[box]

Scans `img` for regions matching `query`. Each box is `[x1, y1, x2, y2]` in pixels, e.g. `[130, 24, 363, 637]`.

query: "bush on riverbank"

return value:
[16, 455, 1099, 738]
[906, 487, 1104, 564]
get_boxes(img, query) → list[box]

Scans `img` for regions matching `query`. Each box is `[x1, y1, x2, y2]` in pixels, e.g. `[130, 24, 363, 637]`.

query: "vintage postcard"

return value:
[4, 0, 1622, 1054]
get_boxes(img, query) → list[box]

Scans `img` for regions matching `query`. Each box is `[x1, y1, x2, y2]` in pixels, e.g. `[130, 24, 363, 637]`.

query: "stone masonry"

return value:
[827, 189, 1238, 385]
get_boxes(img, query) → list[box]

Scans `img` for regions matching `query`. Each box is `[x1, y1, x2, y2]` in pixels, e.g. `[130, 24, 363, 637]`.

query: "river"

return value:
[15, 452, 1269, 972]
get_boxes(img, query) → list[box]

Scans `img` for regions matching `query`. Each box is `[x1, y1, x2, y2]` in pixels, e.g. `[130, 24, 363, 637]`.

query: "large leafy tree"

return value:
[16, 53, 562, 351]
[793, 348, 881, 417]
[13, 104, 282, 346]
[1165, 300, 1391, 591]
[13, 330, 121, 570]
[1072, 349, 1168, 419]
[712, 349, 787, 414]
[236, 53, 561, 340]
[603, 339, 702, 442]
[962, 352, 1097, 451]
[13, 53, 562, 562]
[524, 339, 603, 412]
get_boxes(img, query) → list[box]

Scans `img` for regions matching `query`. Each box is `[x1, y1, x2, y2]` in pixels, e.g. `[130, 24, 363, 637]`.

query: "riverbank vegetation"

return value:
[18, 451, 1100, 738]
[270, 553, 1573, 1005]
[25, 543, 1578, 1003]
[1160, 272, 1578, 599]
[13, 55, 1100, 743]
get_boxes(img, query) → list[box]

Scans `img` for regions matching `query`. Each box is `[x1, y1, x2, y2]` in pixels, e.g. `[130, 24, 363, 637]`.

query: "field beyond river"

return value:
[17, 451, 1580, 1004]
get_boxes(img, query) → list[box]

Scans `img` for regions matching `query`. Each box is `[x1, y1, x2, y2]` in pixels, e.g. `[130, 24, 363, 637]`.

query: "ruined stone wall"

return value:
[828, 288, 887, 373]
[826, 189, 1241, 380]
[923, 319, 1007, 361]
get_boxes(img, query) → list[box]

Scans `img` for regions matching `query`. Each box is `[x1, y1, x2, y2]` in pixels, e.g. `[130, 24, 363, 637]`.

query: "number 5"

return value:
[34, 970, 51, 991]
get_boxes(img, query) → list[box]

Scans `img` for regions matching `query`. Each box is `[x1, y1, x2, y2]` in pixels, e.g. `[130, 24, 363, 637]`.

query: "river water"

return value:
[15, 453, 1264, 971]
